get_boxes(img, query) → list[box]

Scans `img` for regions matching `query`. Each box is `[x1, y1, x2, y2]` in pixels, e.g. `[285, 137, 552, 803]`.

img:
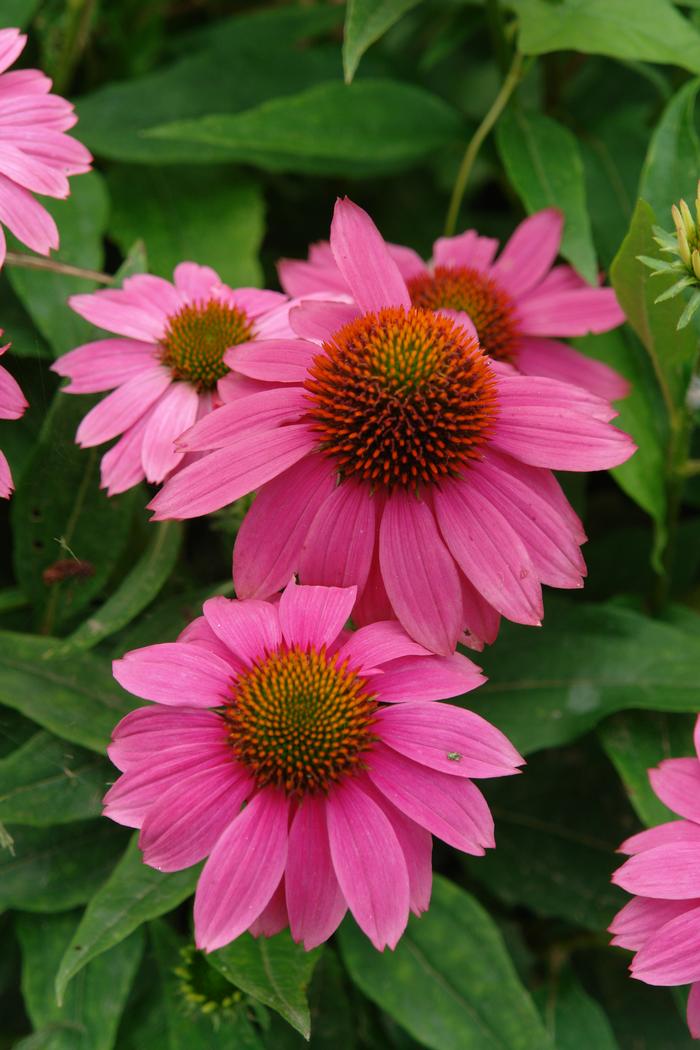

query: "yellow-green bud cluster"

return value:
[174, 944, 242, 1023]
[638, 180, 700, 329]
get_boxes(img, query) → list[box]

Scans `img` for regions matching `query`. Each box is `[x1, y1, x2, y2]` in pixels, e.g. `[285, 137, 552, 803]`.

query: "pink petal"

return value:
[377, 701, 523, 779]
[517, 336, 630, 401]
[103, 753, 231, 828]
[278, 579, 356, 651]
[277, 249, 350, 298]
[609, 896, 699, 951]
[497, 373, 616, 422]
[492, 209, 563, 298]
[234, 454, 336, 599]
[613, 843, 700, 899]
[459, 575, 501, 649]
[141, 381, 200, 484]
[202, 595, 281, 666]
[366, 785, 433, 915]
[649, 760, 700, 824]
[289, 299, 360, 343]
[0, 171, 58, 254]
[354, 546, 395, 626]
[194, 788, 290, 952]
[326, 778, 410, 950]
[173, 262, 221, 300]
[0, 142, 69, 198]
[76, 367, 171, 447]
[113, 642, 235, 707]
[99, 411, 149, 496]
[689, 982, 700, 1038]
[373, 653, 485, 702]
[387, 243, 427, 283]
[379, 493, 463, 655]
[0, 362, 27, 419]
[226, 338, 316, 383]
[69, 289, 166, 342]
[432, 230, 499, 272]
[286, 796, 347, 949]
[217, 373, 270, 404]
[433, 478, 543, 625]
[178, 616, 246, 667]
[148, 425, 315, 520]
[224, 287, 288, 318]
[518, 286, 625, 336]
[176, 386, 308, 452]
[249, 878, 289, 938]
[620, 820, 700, 857]
[299, 481, 376, 594]
[108, 705, 225, 772]
[368, 744, 494, 854]
[335, 621, 431, 676]
[632, 905, 700, 985]
[329, 198, 410, 313]
[0, 29, 26, 74]
[52, 338, 157, 394]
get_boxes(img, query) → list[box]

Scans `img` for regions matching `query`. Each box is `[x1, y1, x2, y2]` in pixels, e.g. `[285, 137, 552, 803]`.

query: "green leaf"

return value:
[209, 930, 322, 1039]
[463, 743, 629, 930]
[55, 835, 199, 1003]
[510, 0, 700, 75]
[0, 275, 51, 358]
[469, 600, 700, 754]
[2, 0, 41, 27]
[640, 79, 700, 222]
[261, 949, 357, 1049]
[611, 198, 698, 407]
[6, 172, 109, 357]
[146, 80, 463, 177]
[12, 394, 139, 632]
[343, 0, 423, 83]
[0, 822, 126, 912]
[599, 710, 695, 826]
[75, 6, 343, 163]
[0, 631, 137, 754]
[535, 968, 620, 1049]
[59, 521, 183, 654]
[17, 910, 143, 1050]
[0, 731, 111, 826]
[339, 875, 552, 1050]
[496, 107, 597, 283]
[107, 166, 264, 288]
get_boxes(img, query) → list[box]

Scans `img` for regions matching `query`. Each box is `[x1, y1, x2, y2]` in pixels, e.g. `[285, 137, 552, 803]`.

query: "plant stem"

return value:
[653, 406, 693, 612]
[4, 251, 113, 285]
[444, 49, 524, 238]
[52, 0, 97, 94]
[485, 0, 510, 74]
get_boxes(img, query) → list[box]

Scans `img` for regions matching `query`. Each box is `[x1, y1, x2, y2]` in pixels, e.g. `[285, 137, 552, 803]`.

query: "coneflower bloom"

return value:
[52, 264, 292, 494]
[0, 335, 27, 497]
[278, 208, 628, 401]
[149, 199, 635, 654]
[0, 28, 92, 265]
[610, 715, 700, 1040]
[105, 581, 522, 952]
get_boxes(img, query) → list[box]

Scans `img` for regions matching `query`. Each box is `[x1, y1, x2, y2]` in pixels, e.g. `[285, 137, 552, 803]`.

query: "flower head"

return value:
[638, 181, 700, 329]
[105, 581, 522, 952]
[0, 28, 92, 264]
[279, 206, 629, 401]
[52, 264, 292, 494]
[149, 199, 635, 655]
[0, 334, 28, 497]
[610, 715, 700, 1039]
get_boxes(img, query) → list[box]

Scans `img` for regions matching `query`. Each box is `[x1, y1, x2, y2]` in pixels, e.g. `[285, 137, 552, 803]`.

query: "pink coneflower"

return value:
[105, 581, 522, 952]
[0, 28, 92, 265]
[0, 334, 27, 497]
[149, 199, 635, 654]
[278, 208, 628, 401]
[610, 715, 700, 1040]
[52, 265, 292, 494]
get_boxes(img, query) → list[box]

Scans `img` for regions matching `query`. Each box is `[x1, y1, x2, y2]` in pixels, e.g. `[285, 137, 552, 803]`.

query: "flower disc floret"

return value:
[160, 300, 254, 392]
[224, 645, 377, 797]
[408, 265, 520, 363]
[305, 305, 498, 492]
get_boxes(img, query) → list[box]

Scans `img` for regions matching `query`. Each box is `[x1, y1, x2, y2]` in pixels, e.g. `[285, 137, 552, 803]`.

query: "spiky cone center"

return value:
[159, 300, 254, 392]
[304, 305, 499, 494]
[407, 265, 521, 363]
[224, 645, 378, 798]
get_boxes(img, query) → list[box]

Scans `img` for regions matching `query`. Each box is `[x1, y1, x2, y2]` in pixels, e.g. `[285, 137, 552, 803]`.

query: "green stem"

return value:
[444, 49, 524, 237]
[4, 251, 113, 285]
[52, 0, 97, 94]
[653, 407, 693, 612]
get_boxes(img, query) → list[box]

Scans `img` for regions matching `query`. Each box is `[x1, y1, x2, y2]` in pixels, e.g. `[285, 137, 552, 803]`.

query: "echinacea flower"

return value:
[149, 199, 635, 654]
[0, 334, 27, 497]
[105, 581, 522, 952]
[610, 715, 700, 1040]
[52, 264, 292, 494]
[0, 28, 92, 264]
[278, 207, 628, 401]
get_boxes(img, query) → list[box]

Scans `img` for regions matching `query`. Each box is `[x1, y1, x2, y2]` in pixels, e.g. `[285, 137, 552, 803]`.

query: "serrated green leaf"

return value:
[209, 930, 321, 1039]
[496, 106, 597, 283]
[55, 835, 199, 1003]
[339, 875, 552, 1050]
[17, 911, 143, 1050]
[639, 78, 700, 220]
[0, 731, 110, 826]
[146, 80, 463, 177]
[343, 0, 423, 83]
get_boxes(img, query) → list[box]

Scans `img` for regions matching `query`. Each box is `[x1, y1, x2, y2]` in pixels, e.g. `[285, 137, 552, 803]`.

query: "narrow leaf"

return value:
[343, 0, 423, 83]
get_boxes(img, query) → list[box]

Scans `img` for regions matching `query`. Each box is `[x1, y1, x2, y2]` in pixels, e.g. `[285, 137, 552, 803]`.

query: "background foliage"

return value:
[3, 0, 700, 1046]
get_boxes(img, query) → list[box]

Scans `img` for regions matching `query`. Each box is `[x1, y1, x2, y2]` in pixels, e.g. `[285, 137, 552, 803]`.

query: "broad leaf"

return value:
[107, 166, 264, 288]
[209, 930, 322, 1039]
[55, 835, 198, 1002]
[639, 79, 700, 220]
[17, 910, 143, 1050]
[4, 0, 42, 26]
[496, 107, 597, 283]
[535, 968, 620, 1049]
[0, 731, 111, 826]
[343, 0, 423, 83]
[339, 875, 552, 1050]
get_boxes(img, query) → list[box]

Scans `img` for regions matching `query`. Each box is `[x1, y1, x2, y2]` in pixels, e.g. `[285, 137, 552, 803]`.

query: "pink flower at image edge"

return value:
[0, 335, 28, 497]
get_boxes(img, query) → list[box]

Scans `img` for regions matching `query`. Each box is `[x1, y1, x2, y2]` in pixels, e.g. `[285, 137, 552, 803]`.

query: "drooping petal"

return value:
[226, 338, 317, 383]
[609, 896, 700, 951]
[175, 386, 308, 452]
[76, 367, 172, 447]
[289, 299, 360, 343]
[103, 753, 232, 828]
[172, 261, 221, 301]
[113, 642, 235, 707]
[0, 450, 13, 498]
[491, 209, 563, 298]
[612, 843, 700, 899]
[329, 198, 410, 313]
[299, 480, 376, 594]
[459, 574, 501, 650]
[335, 621, 430, 676]
[619, 820, 700, 857]
[373, 653, 485, 702]
[0, 171, 58, 255]
[278, 579, 356, 651]
[286, 796, 347, 949]
[108, 705, 226, 772]
[248, 879, 289, 938]
[648, 760, 700, 824]
[202, 595, 281, 666]
[518, 286, 625, 336]
[517, 336, 630, 401]
[52, 338, 157, 394]
[363, 780, 432, 915]
[99, 411, 149, 496]
[141, 380, 200, 483]
[631, 905, 700, 985]
[688, 983, 700, 1039]
[431, 230, 499, 273]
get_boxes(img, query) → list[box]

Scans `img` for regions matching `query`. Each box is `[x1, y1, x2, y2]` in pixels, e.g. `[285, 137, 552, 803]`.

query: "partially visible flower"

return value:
[105, 580, 522, 952]
[279, 208, 628, 401]
[149, 199, 635, 655]
[52, 264, 291, 494]
[0, 334, 28, 497]
[610, 715, 700, 1040]
[0, 28, 92, 264]
[639, 181, 700, 329]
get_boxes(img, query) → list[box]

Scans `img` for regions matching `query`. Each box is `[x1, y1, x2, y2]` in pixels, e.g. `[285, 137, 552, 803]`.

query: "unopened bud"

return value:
[691, 249, 700, 281]
[678, 225, 692, 267]
[672, 203, 684, 235]
[680, 198, 696, 239]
